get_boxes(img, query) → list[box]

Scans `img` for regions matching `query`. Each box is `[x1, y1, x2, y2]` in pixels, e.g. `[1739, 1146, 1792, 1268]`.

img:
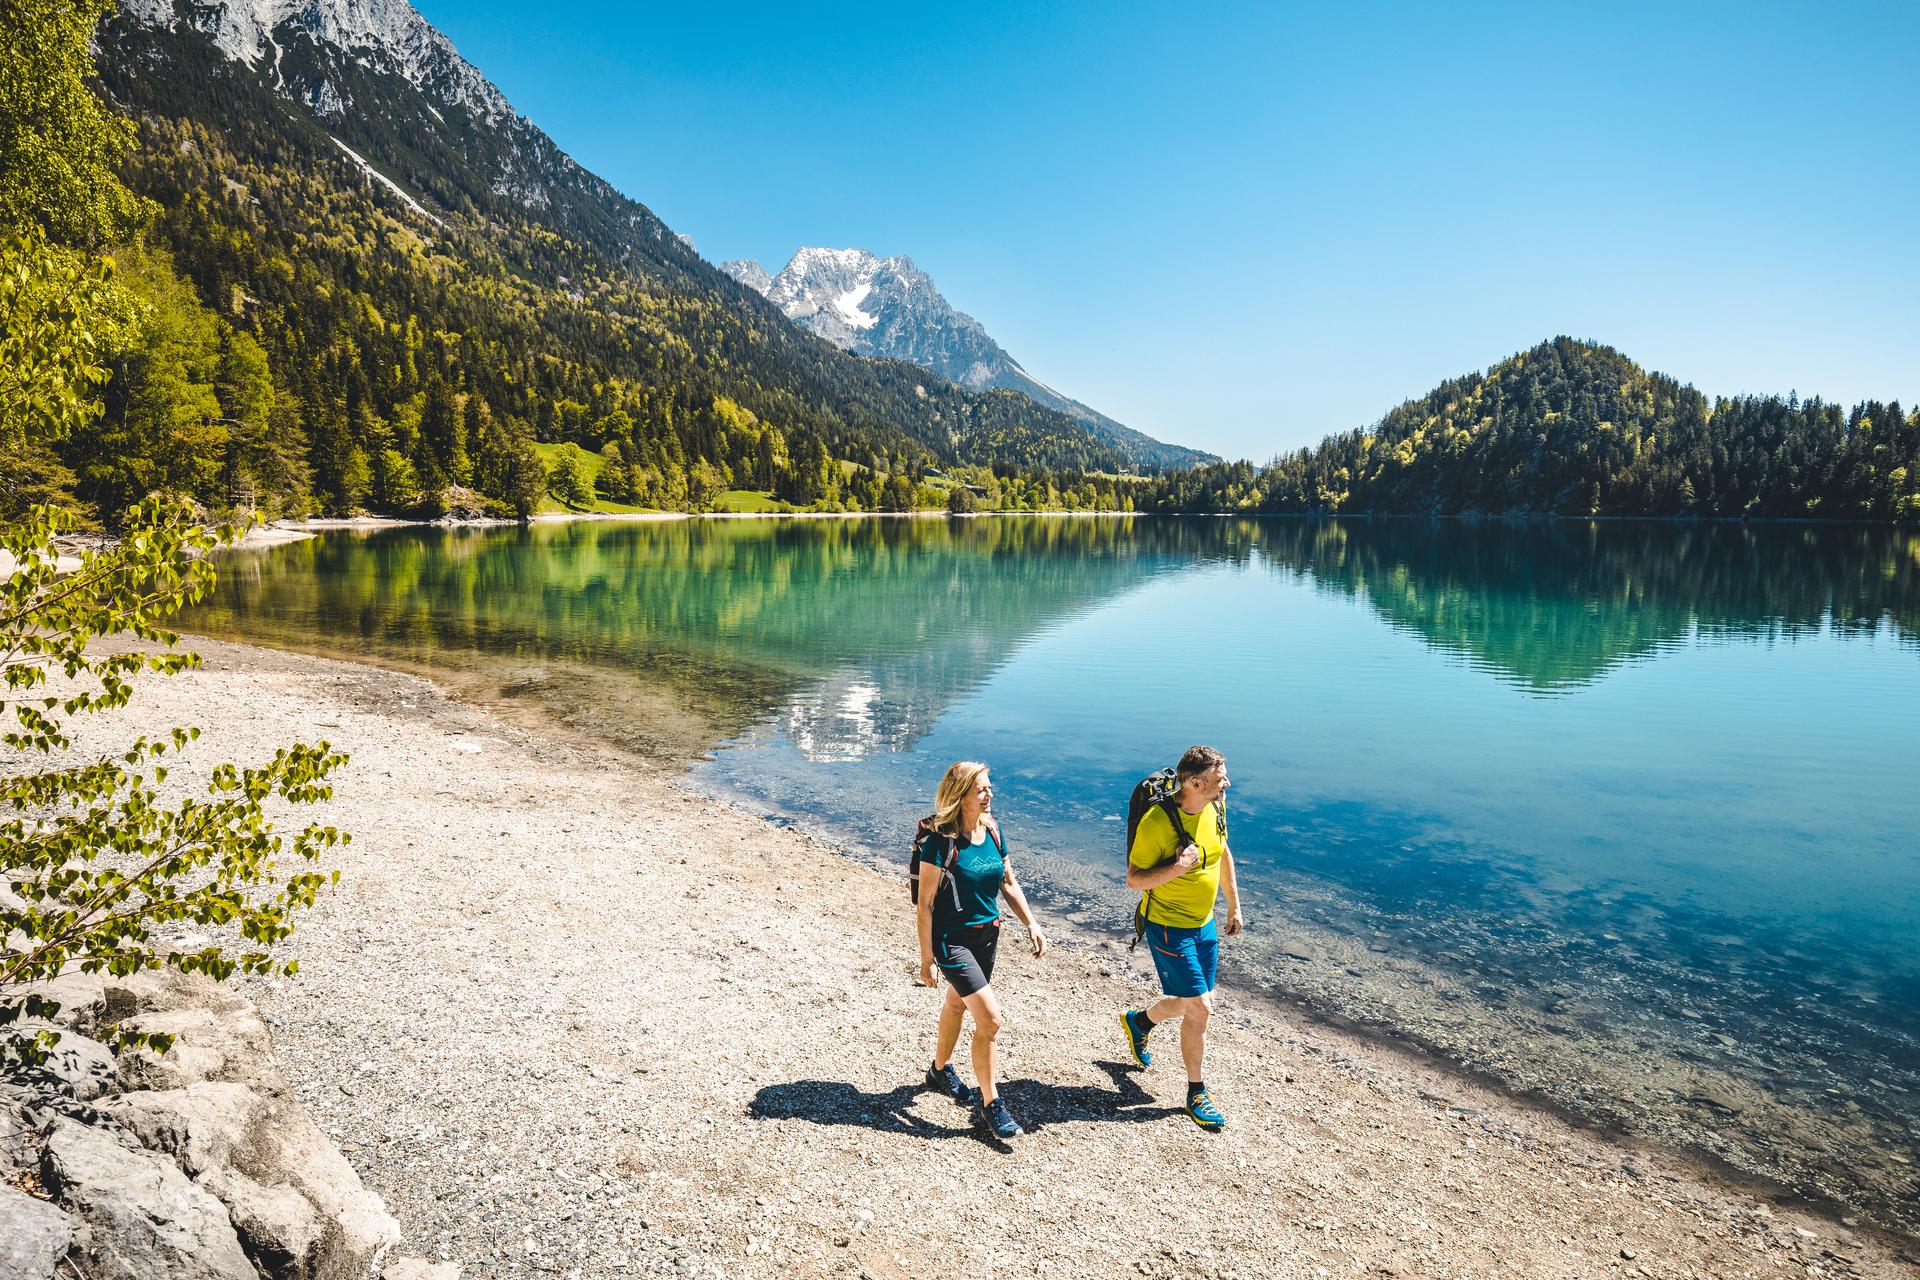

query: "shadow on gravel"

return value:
[748, 1061, 1181, 1142]
[999, 1061, 1185, 1131]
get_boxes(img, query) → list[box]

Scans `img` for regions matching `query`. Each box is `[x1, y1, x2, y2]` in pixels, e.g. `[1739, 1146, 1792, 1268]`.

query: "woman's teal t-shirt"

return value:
[915, 826, 1006, 929]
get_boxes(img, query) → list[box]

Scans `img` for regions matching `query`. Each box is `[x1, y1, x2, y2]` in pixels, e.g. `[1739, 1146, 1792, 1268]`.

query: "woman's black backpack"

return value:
[909, 815, 1005, 911]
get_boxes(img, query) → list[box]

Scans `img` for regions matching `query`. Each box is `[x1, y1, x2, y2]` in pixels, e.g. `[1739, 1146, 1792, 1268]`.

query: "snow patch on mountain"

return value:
[834, 282, 876, 329]
[331, 136, 442, 225]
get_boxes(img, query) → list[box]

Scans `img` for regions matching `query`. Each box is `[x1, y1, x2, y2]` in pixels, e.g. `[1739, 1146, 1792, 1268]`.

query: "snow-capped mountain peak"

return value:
[721, 247, 1212, 467]
[125, 0, 514, 124]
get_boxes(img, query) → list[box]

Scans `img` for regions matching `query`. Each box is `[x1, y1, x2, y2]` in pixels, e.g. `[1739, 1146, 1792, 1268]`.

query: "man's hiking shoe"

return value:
[925, 1061, 970, 1107]
[1186, 1090, 1226, 1132]
[1121, 1009, 1153, 1068]
[973, 1094, 1024, 1140]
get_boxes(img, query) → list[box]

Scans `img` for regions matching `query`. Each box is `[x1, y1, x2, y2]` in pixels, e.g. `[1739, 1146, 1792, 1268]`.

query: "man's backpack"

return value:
[1125, 767, 1227, 947]
[909, 815, 1005, 913]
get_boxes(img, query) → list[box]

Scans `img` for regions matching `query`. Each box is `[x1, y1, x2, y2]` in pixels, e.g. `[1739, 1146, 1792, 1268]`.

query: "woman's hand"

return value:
[1029, 923, 1048, 959]
[919, 958, 939, 988]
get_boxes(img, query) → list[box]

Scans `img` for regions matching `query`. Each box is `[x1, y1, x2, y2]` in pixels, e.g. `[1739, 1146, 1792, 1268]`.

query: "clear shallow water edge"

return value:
[182, 515, 1920, 1238]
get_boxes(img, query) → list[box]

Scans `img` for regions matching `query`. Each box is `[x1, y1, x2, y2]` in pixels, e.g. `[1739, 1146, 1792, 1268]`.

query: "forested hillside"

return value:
[3, 4, 1151, 526]
[1148, 339, 1918, 519]
[13, 3, 1915, 528]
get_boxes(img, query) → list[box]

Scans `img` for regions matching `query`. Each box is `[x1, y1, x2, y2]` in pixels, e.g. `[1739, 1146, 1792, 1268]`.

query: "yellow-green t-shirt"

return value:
[1129, 800, 1227, 928]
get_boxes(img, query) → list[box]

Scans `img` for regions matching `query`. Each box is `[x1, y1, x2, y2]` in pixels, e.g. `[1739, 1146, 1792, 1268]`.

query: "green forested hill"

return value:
[1148, 339, 1918, 519]
[35, 9, 1144, 524]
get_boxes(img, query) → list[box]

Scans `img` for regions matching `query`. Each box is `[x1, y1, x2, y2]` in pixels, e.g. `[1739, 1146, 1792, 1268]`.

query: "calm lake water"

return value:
[186, 516, 1920, 1233]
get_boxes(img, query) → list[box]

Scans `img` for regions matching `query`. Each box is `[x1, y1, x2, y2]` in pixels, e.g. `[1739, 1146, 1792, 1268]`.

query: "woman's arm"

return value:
[1000, 867, 1048, 958]
[916, 860, 943, 986]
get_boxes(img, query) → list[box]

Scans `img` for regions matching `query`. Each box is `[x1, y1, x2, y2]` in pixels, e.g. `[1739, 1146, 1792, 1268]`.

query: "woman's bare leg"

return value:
[961, 985, 1005, 1103]
[933, 984, 966, 1068]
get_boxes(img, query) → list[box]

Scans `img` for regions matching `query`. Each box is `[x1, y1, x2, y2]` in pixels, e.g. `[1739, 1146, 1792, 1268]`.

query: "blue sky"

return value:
[416, 0, 1919, 459]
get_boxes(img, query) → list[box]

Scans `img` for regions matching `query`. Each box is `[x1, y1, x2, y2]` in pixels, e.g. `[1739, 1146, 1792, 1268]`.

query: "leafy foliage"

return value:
[0, 0, 152, 246]
[1, 0, 347, 1064]
[1, 502, 348, 1062]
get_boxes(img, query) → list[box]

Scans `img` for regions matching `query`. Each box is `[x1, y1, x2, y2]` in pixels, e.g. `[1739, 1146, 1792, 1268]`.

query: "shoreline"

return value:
[73, 630, 1919, 1278]
[249, 510, 1920, 533]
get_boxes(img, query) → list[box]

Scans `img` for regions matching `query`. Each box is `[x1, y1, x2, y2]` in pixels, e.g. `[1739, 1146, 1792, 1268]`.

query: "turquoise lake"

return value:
[187, 516, 1920, 1232]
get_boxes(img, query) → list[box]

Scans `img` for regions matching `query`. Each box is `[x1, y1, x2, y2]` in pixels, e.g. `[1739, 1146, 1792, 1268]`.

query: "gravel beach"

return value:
[70, 636, 1919, 1279]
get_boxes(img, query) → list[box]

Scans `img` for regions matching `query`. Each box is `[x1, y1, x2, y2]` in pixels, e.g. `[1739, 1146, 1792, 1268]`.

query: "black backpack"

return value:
[909, 815, 1004, 913]
[1125, 768, 1227, 947]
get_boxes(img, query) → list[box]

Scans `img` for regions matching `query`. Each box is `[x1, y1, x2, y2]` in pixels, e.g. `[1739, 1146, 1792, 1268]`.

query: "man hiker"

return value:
[1120, 745, 1244, 1130]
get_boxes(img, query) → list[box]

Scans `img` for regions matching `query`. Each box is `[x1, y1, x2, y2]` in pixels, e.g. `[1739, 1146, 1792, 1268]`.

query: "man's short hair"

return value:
[1176, 745, 1225, 782]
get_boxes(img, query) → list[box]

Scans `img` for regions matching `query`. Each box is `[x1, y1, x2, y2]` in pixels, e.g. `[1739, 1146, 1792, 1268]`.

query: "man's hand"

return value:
[919, 959, 939, 988]
[1172, 843, 1200, 873]
[1223, 908, 1245, 937]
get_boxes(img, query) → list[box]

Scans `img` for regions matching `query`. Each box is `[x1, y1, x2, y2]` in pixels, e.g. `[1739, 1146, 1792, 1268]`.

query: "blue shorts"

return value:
[1145, 918, 1218, 998]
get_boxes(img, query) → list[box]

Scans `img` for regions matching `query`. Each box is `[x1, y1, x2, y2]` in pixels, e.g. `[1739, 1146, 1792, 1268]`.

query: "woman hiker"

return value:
[915, 760, 1048, 1139]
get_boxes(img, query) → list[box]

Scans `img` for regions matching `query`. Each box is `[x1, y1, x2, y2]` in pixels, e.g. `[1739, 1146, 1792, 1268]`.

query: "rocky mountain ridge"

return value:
[724, 247, 1213, 468]
[92, 0, 1171, 513]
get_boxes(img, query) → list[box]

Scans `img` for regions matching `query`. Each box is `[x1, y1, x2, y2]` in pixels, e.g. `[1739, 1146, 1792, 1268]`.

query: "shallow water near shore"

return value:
[184, 515, 1920, 1236]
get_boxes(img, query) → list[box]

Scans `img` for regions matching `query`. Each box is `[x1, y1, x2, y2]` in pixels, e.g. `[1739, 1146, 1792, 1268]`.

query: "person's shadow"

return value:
[748, 1061, 1181, 1145]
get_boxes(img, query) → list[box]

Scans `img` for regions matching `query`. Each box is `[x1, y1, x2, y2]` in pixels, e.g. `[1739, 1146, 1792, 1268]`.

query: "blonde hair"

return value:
[930, 760, 990, 836]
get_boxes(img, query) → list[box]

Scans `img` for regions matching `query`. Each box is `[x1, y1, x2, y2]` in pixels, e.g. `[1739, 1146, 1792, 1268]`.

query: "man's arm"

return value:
[1128, 846, 1199, 892]
[1127, 811, 1198, 892]
[1219, 846, 1245, 936]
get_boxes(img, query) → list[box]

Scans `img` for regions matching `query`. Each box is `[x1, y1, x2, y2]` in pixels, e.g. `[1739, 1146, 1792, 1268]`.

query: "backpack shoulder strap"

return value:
[983, 816, 1012, 884]
[1158, 799, 1193, 853]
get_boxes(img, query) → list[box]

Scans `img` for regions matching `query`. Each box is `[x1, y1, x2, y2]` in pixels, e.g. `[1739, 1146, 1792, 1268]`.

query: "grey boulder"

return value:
[4, 1025, 117, 1100]
[40, 1116, 255, 1280]
[0, 1183, 80, 1279]
[200, 1166, 327, 1278]
[101, 1081, 264, 1177]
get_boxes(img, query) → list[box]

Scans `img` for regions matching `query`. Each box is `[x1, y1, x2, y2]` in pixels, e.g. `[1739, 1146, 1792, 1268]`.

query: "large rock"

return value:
[107, 968, 274, 1084]
[15, 968, 109, 1029]
[0, 1183, 80, 1279]
[1, 1088, 35, 1171]
[248, 1109, 401, 1278]
[40, 1116, 256, 1280]
[4, 1024, 118, 1100]
[105, 970, 402, 1278]
[114, 1005, 276, 1093]
[101, 1082, 265, 1176]
[201, 1166, 327, 1278]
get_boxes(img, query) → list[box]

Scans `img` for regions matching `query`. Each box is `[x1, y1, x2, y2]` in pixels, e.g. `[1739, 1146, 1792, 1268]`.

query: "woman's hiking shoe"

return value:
[973, 1094, 1024, 1139]
[1186, 1090, 1226, 1132]
[925, 1061, 970, 1107]
[1121, 1009, 1153, 1067]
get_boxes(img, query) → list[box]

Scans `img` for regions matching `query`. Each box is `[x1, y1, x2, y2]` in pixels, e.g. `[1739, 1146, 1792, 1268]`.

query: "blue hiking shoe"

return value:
[925, 1061, 970, 1107]
[1121, 1009, 1152, 1068]
[1186, 1089, 1226, 1132]
[973, 1094, 1024, 1140]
